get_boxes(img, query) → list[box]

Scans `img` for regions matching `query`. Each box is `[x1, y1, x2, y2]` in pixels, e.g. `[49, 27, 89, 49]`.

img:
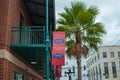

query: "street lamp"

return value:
[64, 66, 75, 80]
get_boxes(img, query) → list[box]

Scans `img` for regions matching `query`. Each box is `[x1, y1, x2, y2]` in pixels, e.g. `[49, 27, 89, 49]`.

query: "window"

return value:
[87, 62, 89, 67]
[95, 56, 97, 62]
[118, 52, 120, 57]
[91, 69, 93, 80]
[112, 62, 117, 78]
[14, 72, 24, 80]
[92, 59, 94, 63]
[99, 64, 102, 80]
[28, 76, 33, 80]
[88, 70, 91, 80]
[110, 52, 114, 58]
[93, 68, 95, 80]
[98, 54, 100, 60]
[103, 52, 107, 58]
[90, 60, 92, 65]
[104, 62, 109, 78]
[20, 12, 24, 26]
[119, 61, 120, 68]
[96, 66, 98, 80]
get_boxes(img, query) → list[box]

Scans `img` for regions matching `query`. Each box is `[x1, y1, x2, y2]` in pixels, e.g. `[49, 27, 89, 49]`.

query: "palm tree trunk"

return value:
[76, 54, 82, 80]
[76, 33, 82, 80]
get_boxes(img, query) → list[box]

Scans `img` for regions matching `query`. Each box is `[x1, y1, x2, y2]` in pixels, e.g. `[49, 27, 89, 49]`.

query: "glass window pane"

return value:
[104, 62, 109, 78]
[110, 52, 114, 58]
[104, 62, 108, 67]
[103, 52, 107, 58]
[119, 61, 120, 68]
[92, 59, 94, 63]
[112, 62, 117, 78]
[14, 72, 24, 80]
[112, 62, 115, 66]
[98, 54, 100, 60]
[118, 52, 120, 57]
[99, 64, 102, 80]
[96, 66, 98, 80]
[95, 56, 97, 62]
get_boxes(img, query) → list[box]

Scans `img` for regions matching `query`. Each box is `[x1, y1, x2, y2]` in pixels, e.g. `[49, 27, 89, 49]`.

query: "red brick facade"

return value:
[0, 0, 43, 80]
[0, 59, 4, 79]
[0, 0, 31, 49]
[0, 58, 41, 80]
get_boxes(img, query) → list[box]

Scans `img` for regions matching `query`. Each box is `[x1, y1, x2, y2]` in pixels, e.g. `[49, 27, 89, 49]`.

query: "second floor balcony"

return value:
[10, 26, 51, 47]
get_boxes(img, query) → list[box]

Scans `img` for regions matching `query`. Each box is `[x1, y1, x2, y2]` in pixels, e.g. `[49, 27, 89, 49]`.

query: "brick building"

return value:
[0, 0, 55, 80]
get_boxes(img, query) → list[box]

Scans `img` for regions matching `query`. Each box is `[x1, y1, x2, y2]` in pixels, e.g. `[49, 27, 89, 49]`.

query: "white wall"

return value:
[87, 46, 120, 80]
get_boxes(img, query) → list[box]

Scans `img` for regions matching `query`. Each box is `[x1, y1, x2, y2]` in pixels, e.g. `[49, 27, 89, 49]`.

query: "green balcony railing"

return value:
[11, 26, 46, 46]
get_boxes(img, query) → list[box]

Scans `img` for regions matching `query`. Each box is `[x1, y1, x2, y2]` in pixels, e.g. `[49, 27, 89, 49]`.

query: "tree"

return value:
[56, 1, 106, 80]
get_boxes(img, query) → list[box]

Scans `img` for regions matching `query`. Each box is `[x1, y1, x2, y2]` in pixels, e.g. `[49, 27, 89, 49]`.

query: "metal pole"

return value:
[46, 0, 50, 80]
[68, 75, 72, 80]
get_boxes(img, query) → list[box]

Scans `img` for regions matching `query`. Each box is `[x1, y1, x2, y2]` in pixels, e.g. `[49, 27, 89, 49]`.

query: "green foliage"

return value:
[56, 1, 106, 54]
[66, 39, 75, 48]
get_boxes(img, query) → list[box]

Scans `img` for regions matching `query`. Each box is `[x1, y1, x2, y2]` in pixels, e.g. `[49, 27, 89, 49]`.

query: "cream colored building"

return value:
[86, 46, 120, 80]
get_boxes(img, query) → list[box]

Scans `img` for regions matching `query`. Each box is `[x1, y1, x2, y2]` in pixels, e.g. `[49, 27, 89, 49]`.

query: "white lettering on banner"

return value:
[53, 47, 65, 50]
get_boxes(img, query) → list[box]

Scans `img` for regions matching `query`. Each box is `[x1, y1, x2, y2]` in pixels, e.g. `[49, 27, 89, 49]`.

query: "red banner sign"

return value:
[55, 66, 62, 78]
[52, 32, 66, 66]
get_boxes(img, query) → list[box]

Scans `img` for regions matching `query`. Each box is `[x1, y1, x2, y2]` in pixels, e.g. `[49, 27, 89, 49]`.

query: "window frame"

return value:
[98, 53, 100, 60]
[104, 62, 109, 78]
[14, 71, 24, 80]
[103, 52, 107, 58]
[111, 62, 117, 78]
[110, 52, 115, 58]
[118, 52, 120, 57]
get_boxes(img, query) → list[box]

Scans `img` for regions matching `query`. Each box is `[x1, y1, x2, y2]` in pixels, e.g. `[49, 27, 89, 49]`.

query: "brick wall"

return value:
[0, 1, 43, 80]
[0, 0, 32, 49]
[0, 59, 4, 80]
[0, 0, 9, 49]
[0, 58, 10, 80]
[0, 58, 42, 80]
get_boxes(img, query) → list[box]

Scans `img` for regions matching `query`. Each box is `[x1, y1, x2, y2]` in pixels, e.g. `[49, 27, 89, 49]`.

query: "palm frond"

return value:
[85, 22, 106, 38]
[71, 1, 86, 17]
[78, 11, 94, 25]
[92, 22, 107, 35]
[66, 39, 75, 48]
[87, 6, 99, 17]
[57, 18, 66, 25]
[66, 48, 73, 59]
[56, 26, 66, 31]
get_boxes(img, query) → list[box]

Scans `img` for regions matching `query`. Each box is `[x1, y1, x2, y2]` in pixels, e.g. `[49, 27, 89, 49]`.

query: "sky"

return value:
[55, 0, 120, 80]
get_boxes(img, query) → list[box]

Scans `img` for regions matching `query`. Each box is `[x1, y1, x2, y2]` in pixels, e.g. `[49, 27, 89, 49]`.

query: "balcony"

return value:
[11, 26, 46, 47]
[10, 26, 52, 76]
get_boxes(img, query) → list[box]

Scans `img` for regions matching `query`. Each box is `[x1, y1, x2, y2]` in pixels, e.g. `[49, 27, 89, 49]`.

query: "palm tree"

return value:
[56, 1, 106, 80]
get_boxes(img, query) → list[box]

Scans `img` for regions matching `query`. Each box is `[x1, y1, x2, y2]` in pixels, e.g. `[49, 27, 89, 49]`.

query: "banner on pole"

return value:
[55, 66, 62, 78]
[52, 32, 66, 66]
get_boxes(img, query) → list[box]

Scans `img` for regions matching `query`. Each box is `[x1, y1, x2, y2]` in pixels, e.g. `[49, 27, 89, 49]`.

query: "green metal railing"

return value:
[11, 26, 46, 45]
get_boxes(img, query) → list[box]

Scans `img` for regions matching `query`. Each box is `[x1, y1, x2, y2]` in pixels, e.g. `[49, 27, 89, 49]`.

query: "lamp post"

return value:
[64, 66, 75, 80]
